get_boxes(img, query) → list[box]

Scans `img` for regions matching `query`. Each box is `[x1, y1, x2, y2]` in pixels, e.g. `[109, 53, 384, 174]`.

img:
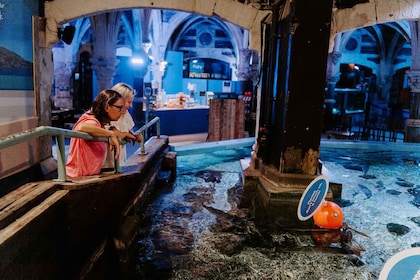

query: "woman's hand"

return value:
[120, 131, 137, 144]
[109, 127, 141, 145]
[109, 127, 136, 143]
[109, 133, 120, 159]
[129, 131, 143, 145]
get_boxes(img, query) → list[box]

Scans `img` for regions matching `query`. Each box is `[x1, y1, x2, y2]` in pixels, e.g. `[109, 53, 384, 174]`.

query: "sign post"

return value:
[297, 175, 329, 221]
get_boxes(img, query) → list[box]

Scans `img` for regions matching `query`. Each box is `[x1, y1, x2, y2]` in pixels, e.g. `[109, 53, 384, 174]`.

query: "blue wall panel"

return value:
[162, 51, 183, 94]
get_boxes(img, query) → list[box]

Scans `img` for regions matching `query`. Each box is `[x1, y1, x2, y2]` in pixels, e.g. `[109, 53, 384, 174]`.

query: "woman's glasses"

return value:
[110, 104, 123, 111]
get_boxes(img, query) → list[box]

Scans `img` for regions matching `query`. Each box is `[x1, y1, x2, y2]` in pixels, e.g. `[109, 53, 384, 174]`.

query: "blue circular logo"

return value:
[379, 248, 420, 280]
[297, 175, 328, 221]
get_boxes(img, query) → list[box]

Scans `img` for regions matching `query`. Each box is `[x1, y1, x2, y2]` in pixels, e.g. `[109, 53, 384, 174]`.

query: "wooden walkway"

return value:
[0, 136, 175, 279]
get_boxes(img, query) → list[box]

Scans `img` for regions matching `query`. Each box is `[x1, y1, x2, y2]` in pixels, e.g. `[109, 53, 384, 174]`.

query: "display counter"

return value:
[150, 106, 209, 136]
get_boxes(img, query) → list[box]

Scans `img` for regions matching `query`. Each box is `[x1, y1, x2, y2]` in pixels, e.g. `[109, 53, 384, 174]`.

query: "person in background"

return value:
[103, 82, 142, 167]
[66, 89, 137, 178]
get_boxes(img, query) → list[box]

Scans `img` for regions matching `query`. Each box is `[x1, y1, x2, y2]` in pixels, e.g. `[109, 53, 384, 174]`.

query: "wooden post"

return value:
[208, 99, 245, 142]
[266, 0, 334, 174]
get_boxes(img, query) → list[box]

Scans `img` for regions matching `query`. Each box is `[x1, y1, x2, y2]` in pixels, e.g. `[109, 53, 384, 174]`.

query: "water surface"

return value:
[136, 144, 420, 279]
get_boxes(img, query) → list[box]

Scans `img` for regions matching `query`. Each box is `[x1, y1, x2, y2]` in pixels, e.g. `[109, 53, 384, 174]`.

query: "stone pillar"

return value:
[236, 49, 253, 81]
[406, 70, 420, 142]
[90, 12, 122, 91]
[91, 58, 119, 92]
[53, 61, 77, 109]
[324, 36, 342, 131]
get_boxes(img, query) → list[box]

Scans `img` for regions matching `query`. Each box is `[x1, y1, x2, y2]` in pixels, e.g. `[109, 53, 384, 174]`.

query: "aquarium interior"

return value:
[133, 140, 420, 279]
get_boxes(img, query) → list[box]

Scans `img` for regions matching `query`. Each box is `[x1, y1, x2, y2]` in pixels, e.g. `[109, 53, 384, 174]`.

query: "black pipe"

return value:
[262, 0, 283, 127]
[257, 0, 286, 163]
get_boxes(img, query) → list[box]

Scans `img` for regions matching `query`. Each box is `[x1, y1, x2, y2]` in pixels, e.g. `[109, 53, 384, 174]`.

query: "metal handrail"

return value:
[0, 116, 160, 182]
[133, 116, 161, 154]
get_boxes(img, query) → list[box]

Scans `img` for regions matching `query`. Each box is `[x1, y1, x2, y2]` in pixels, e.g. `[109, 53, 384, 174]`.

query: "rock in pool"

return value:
[410, 216, 420, 227]
[196, 170, 223, 183]
[386, 189, 401, 195]
[387, 223, 410, 236]
[411, 242, 420, 248]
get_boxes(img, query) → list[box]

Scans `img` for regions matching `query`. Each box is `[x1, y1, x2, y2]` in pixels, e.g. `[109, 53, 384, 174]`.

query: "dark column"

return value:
[405, 22, 420, 143]
[267, 0, 334, 174]
[406, 70, 420, 142]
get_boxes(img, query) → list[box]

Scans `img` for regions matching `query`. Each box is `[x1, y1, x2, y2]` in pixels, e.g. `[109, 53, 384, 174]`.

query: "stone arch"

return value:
[169, 16, 239, 62]
[338, 22, 411, 78]
[330, 1, 420, 50]
[45, 0, 420, 61]
[44, 0, 269, 52]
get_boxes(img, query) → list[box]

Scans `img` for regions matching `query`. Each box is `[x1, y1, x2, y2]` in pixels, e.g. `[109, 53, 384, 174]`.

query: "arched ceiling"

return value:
[339, 21, 411, 74]
[58, 9, 244, 73]
[45, 0, 420, 52]
[44, 0, 269, 51]
[169, 16, 238, 65]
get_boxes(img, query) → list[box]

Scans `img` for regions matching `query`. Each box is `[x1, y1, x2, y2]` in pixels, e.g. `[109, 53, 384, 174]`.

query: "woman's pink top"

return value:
[65, 113, 108, 178]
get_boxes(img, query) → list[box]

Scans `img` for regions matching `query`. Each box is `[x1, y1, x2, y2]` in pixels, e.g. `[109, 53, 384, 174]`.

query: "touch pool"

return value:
[135, 141, 420, 280]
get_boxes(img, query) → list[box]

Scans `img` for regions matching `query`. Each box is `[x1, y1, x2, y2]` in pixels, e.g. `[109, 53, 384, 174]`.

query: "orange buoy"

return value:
[313, 201, 344, 229]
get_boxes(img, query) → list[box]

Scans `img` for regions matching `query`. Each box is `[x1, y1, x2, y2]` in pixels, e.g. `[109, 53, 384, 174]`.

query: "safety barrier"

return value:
[134, 115, 161, 154]
[0, 117, 160, 181]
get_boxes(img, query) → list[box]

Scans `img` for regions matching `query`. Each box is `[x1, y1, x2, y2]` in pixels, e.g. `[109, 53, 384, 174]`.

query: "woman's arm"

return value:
[75, 122, 121, 159]
[75, 122, 115, 137]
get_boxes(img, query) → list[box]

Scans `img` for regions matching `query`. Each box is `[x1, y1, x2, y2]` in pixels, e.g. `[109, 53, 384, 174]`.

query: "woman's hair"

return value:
[90, 89, 122, 124]
[112, 82, 134, 100]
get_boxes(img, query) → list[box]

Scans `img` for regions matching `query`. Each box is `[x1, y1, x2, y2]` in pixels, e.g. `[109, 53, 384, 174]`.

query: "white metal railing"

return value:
[0, 117, 160, 182]
[133, 116, 161, 154]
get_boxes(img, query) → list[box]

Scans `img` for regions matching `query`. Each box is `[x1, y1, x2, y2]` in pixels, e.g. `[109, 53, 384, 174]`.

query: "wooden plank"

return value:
[221, 100, 229, 140]
[221, 99, 228, 140]
[0, 182, 39, 210]
[121, 158, 162, 216]
[0, 132, 172, 279]
[214, 100, 221, 141]
[0, 182, 58, 230]
[113, 215, 140, 251]
[207, 100, 214, 141]
[208, 99, 221, 142]
[229, 99, 236, 139]
[235, 99, 245, 138]
[77, 237, 108, 279]
[208, 99, 246, 141]
[0, 190, 68, 244]
[0, 190, 69, 279]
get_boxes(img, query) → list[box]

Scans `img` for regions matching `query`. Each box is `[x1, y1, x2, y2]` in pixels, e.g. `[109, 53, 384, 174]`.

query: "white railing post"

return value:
[55, 133, 67, 181]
